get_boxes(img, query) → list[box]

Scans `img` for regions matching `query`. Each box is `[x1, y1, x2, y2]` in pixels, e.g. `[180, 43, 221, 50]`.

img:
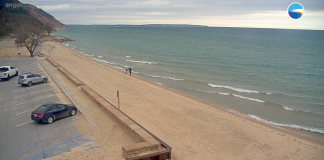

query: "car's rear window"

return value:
[0, 68, 8, 72]
[19, 76, 25, 79]
[35, 106, 48, 112]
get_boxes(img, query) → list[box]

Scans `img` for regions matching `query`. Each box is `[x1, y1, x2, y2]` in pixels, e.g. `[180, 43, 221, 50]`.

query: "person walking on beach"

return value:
[128, 67, 132, 76]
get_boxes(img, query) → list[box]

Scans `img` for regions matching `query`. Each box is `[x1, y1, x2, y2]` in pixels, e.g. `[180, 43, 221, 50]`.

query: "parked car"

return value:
[0, 66, 18, 80]
[18, 73, 48, 87]
[31, 103, 78, 124]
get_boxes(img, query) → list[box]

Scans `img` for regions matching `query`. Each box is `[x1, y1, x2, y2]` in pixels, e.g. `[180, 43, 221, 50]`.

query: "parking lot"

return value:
[0, 58, 98, 160]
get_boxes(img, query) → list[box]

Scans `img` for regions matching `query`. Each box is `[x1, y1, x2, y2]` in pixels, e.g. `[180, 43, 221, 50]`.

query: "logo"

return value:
[288, 2, 304, 19]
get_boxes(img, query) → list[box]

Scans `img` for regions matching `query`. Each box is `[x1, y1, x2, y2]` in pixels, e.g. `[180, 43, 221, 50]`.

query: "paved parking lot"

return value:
[0, 58, 98, 160]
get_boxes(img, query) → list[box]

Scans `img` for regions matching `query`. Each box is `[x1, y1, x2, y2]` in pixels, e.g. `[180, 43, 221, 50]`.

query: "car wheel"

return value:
[47, 116, 54, 124]
[15, 71, 18, 76]
[43, 78, 47, 83]
[70, 109, 77, 116]
[6, 74, 10, 80]
[28, 81, 32, 87]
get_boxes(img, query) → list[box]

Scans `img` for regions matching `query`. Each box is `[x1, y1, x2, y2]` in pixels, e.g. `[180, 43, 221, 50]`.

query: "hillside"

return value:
[0, 0, 66, 36]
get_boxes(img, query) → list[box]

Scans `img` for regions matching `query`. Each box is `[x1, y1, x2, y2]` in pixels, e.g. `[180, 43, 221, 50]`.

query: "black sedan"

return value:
[31, 103, 77, 124]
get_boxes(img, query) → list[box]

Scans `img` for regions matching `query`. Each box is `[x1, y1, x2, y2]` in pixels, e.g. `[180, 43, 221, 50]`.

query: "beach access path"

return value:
[42, 41, 324, 160]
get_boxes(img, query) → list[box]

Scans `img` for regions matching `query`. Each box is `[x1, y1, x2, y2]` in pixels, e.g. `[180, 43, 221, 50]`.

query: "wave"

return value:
[142, 73, 184, 81]
[83, 54, 94, 57]
[91, 58, 115, 65]
[126, 56, 131, 58]
[208, 83, 263, 94]
[247, 114, 324, 134]
[126, 59, 157, 64]
[232, 94, 265, 103]
[227, 109, 324, 134]
[190, 88, 230, 96]
[282, 106, 294, 111]
[64, 44, 69, 46]
[98, 56, 103, 58]
[153, 82, 163, 86]
[190, 88, 263, 102]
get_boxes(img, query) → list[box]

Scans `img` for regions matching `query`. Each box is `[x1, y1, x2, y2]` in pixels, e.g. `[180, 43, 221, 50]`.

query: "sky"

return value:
[20, 0, 324, 30]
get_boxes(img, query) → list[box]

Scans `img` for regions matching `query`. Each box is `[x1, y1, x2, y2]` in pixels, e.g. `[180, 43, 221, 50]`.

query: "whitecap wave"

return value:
[126, 56, 131, 58]
[142, 73, 184, 81]
[153, 82, 163, 86]
[282, 106, 294, 111]
[232, 94, 265, 103]
[247, 115, 324, 134]
[126, 59, 157, 64]
[208, 83, 260, 93]
[64, 44, 69, 46]
[84, 54, 94, 57]
[98, 56, 103, 58]
[191, 89, 230, 96]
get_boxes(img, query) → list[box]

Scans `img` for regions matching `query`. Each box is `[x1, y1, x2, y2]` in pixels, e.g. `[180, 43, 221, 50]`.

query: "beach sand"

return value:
[42, 41, 324, 160]
[0, 40, 31, 58]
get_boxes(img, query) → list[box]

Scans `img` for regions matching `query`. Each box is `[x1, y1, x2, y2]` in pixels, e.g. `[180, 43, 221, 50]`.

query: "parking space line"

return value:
[13, 83, 51, 92]
[18, 118, 79, 142]
[16, 108, 37, 115]
[15, 64, 37, 68]
[16, 95, 55, 105]
[17, 120, 33, 127]
[19, 69, 42, 73]
[14, 88, 55, 98]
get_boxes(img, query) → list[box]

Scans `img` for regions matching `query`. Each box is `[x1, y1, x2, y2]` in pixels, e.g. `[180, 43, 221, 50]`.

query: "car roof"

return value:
[20, 73, 40, 76]
[0, 66, 12, 68]
[40, 103, 62, 108]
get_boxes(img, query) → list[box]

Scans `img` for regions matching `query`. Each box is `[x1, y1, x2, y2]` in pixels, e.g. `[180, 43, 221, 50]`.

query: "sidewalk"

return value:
[37, 57, 96, 125]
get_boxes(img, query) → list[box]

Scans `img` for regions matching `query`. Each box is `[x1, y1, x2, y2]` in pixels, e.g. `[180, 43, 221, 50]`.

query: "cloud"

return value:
[37, 4, 70, 10]
[20, 0, 324, 30]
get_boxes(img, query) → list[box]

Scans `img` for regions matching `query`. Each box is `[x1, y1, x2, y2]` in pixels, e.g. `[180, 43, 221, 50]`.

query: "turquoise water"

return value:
[55, 26, 324, 135]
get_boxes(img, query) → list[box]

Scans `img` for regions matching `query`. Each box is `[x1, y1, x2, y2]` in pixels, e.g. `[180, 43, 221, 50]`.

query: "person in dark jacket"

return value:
[128, 67, 132, 76]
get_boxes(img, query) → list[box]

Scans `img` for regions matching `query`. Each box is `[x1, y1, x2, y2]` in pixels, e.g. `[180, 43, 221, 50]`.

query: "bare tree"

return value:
[16, 25, 44, 57]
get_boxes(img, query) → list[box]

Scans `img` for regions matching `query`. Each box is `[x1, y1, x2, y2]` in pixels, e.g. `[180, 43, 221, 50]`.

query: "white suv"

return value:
[0, 66, 18, 80]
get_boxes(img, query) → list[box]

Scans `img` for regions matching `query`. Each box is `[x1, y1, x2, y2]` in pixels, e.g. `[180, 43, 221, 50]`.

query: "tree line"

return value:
[1, 0, 54, 57]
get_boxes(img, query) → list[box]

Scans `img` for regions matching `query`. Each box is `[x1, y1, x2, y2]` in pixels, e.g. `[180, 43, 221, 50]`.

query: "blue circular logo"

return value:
[288, 2, 304, 19]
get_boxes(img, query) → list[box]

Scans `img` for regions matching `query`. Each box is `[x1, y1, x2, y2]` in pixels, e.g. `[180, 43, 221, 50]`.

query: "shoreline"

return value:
[41, 40, 324, 159]
[64, 42, 324, 143]
[53, 41, 324, 144]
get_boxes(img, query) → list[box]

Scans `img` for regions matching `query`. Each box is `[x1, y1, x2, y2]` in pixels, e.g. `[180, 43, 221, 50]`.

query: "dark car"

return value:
[31, 103, 77, 124]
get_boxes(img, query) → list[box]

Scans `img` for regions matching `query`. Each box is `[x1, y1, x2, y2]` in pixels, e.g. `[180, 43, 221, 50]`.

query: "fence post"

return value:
[117, 90, 120, 110]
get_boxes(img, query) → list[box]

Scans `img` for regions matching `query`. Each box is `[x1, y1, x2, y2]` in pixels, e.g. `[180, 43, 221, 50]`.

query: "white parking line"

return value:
[13, 83, 50, 92]
[16, 101, 63, 116]
[14, 88, 55, 98]
[15, 64, 37, 68]
[16, 95, 55, 105]
[16, 108, 36, 115]
[17, 120, 33, 127]
[19, 68, 42, 73]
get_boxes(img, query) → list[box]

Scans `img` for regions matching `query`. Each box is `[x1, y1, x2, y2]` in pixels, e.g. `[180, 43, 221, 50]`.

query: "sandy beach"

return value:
[38, 40, 324, 160]
[0, 40, 31, 58]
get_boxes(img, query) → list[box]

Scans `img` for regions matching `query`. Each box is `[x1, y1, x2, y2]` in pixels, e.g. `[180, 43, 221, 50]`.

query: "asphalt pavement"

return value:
[0, 58, 97, 160]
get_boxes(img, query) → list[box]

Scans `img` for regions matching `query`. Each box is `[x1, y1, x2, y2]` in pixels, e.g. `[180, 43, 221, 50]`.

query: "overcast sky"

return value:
[20, 0, 324, 30]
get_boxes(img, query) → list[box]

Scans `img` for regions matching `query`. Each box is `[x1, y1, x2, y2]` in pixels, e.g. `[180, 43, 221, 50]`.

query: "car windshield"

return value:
[35, 106, 48, 112]
[0, 68, 8, 72]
